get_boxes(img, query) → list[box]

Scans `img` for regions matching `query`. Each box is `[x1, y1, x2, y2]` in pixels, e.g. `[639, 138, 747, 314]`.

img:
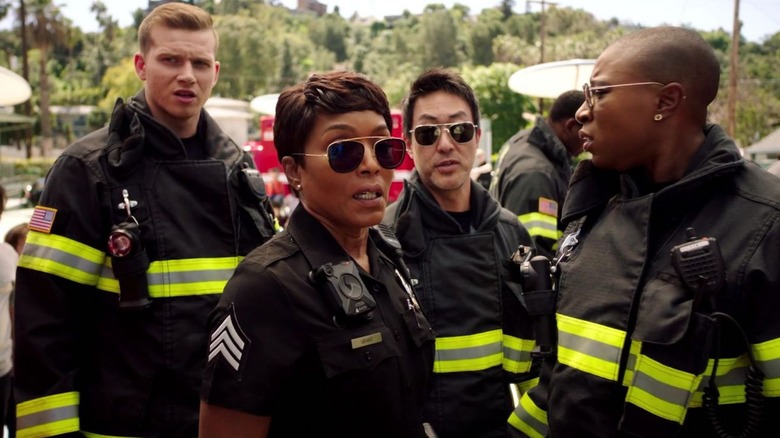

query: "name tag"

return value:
[351, 332, 382, 349]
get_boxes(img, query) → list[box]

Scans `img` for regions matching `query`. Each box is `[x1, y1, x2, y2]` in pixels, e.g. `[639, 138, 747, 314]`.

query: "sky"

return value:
[1, 0, 778, 43]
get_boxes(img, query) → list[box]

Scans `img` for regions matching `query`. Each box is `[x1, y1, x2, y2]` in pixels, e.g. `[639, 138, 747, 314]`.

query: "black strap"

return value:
[236, 164, 277, 239]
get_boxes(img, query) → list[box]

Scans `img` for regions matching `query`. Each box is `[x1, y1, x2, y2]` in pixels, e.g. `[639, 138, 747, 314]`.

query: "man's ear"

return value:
[134, 52, 146, 81]
[403, 136, 415, 160]
[657, 82, 686, 115]
[563, 117, 581, 135]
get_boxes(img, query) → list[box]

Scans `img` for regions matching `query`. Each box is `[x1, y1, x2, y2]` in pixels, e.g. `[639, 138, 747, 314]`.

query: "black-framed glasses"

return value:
[582, 82, 665, 108]
[291, 136, 406, 173]
[409, 122, 478, 146]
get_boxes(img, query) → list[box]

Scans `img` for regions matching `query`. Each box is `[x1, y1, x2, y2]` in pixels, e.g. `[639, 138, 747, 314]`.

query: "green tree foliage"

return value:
[97, 57, 141, 113]
[462, 63, 533, 153]
[468, 8, 505, 66]
[418, 8, 461, 68]
[309, 12, 349, 62]
[0, 2, 776, 157]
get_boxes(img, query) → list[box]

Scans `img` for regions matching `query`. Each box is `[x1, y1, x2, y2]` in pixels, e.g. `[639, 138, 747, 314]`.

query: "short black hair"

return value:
[402, 68, 480, 136]
[549, 90, 585, 122]
[274, 71, 392, 163]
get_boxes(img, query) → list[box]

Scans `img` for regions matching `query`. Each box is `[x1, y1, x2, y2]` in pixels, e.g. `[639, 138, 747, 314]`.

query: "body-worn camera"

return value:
[108, 221, 152, 310]
[309, 261, 376, 323]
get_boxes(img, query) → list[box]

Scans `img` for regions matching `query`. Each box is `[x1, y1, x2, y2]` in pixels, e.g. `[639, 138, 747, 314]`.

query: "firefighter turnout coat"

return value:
[511, 124, 780, 437]
[384, 172, 538, 438]
[14, 92, 275, 437]
[490, 118, 574, 260]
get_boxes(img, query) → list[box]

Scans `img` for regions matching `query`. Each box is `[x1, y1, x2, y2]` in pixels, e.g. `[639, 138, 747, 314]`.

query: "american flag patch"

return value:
[29, 206, 57, 233]
[538, 197, 558, 218]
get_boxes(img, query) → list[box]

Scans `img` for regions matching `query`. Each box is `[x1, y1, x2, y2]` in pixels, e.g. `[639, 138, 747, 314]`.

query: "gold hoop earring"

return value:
[654, 114, 663, 121]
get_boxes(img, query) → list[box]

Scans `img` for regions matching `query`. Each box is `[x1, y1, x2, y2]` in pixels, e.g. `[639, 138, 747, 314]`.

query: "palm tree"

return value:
[25, 0, 69, 158]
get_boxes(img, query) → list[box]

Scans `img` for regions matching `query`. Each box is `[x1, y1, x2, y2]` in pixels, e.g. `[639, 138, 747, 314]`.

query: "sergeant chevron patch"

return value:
[208, 306, 249, 372]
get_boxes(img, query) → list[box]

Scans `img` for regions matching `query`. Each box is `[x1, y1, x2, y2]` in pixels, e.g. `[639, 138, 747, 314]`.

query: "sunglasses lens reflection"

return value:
[414, 126, 441, 146]
[413, 123, 475, 146]
[328, 138, 407, 173]
[328, 141, 365, 173]
[375, 138, 406, 169]
[449, 122, 474, 142]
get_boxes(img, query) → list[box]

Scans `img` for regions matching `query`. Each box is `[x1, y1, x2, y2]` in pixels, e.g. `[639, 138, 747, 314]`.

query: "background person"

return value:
[490, 90, 585, 259]
[470, 148, 492, 190]
[384, 68, 537, 438]
[4, 223, 28, 257]
[199, 71, 435, 438]
[511, 26, 780, 437]
[13, 3, 275, 437]
[0, 186, 18, 438]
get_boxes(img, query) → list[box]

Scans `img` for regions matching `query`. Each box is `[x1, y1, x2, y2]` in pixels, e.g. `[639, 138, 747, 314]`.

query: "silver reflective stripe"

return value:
[521, 218, 557, 231]
[17, 404, 79, 430]
[435, 341, 501, 361]
[147, 267, 235, 285]
[762, 356, 780, 379]
[503, 344, 532, 364]
[25, 242, 104, 276]
[510, 395, 549, 438]
[631, 370, 694, 407]
[558, 330, 621, 363]
[697, 364, 746, 390]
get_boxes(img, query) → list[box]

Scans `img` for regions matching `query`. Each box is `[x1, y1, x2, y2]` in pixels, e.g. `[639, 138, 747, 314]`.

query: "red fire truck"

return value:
[242, 110, 414, 202]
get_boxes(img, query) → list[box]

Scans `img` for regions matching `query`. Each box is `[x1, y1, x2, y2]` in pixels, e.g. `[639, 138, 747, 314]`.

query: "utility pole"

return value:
[526, 0, 556, 113]
[727, 0, 740, 138]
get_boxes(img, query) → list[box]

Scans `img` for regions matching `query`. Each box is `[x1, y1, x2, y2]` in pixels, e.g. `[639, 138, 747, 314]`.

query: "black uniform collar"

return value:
[561, 124, 744, 223]
[528, 117, 571, 168]
[122, 90, 244, 165]
[285, 204, 385, 276]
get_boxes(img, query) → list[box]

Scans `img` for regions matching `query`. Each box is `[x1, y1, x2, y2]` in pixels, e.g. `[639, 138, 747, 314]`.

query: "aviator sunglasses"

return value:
[291, 136, 407, 173]
[409, 121, 478, 146]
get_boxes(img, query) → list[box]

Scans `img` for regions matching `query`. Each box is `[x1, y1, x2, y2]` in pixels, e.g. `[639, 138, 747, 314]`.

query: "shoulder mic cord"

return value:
[702, 311, 765, 438]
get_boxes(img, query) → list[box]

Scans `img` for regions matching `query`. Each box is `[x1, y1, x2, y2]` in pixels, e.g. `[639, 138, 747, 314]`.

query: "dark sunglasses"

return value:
[291, 136, 407, 173]
[409, 122, 478, 146]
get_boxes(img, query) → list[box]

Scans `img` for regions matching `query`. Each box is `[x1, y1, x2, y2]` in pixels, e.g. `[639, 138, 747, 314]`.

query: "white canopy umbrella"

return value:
[0, 66, 32, 106]
[249, 93, 280, 116]
[508, 59, 595, 99]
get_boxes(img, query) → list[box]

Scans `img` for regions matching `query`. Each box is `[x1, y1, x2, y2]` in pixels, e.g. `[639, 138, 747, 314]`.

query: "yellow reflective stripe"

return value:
[689, 337, 780, 408]
[83, 431, 141, 438]
[433, 329, 503, 373]
[19, 232, 105, 285]
[557, 313, 626, 381]
[622, 339, 642, 386]
[96, 256, 243, 297]
[626, 353, 703, 423]
[17, 392, 80, 438]
[502, 334, 535, 373]
[508, 392, 548, 438]
[517, 212, 560, 240]
[754, 337, 780, 397]
[517, 377, 539, 395]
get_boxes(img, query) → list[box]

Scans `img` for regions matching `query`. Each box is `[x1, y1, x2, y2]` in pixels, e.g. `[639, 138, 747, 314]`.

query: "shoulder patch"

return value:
[538, 197, 558, 218]
[29, 206, 57, 233]
[208, 304, 250, 372]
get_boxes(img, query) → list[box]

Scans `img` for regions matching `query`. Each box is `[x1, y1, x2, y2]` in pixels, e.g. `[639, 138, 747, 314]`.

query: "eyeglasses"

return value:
[582, 82, 665, 108]
[291, 136, 406, 173]
[409, 122, 478, 146]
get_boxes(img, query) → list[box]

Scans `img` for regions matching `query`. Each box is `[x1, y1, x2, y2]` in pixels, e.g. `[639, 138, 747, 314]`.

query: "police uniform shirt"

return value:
[201, 205, 435, 438]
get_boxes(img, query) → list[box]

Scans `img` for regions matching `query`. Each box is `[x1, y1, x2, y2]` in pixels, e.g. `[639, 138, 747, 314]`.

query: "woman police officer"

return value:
[199, 71, 435, 438]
